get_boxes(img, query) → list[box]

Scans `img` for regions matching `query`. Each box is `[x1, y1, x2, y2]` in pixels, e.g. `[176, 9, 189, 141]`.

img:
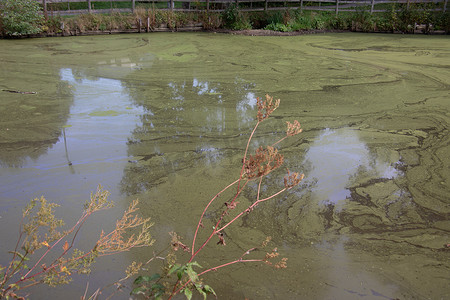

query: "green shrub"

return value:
[222, 3, 252, 30]
[433, 11, 450, 33]
[312, 15, 327, 30]
[264, 22, 291, 32]
[265, 10, 284, 25]
[351, 9, 377, 32]
[293, 14, 314, 30]
[222, 3, 240, 29]
[0, 0, 44, 37]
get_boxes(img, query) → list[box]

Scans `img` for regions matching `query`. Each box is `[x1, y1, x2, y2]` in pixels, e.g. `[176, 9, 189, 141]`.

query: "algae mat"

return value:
[0, 32, 449, 299]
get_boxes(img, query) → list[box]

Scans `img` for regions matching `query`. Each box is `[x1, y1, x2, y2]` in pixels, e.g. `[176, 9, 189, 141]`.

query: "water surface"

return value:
[0, 32, 449, 299]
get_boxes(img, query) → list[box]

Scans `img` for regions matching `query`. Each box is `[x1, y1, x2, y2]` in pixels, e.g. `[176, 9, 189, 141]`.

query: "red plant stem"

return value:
[7, 246, 95, 293]
[47, 210, 95, 270]
[236, 121, 260, 196]
[191, 178, 240, 256]
[271, 135, 288, 147]
[216, 187, 287, 233]
[257, 176, 263, 201]
[190, 120, 263, 260]
[189, 180, 249, 263]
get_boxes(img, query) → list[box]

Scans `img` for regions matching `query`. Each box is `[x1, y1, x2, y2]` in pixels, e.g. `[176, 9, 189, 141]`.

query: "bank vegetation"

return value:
[0, 0, 449, 37]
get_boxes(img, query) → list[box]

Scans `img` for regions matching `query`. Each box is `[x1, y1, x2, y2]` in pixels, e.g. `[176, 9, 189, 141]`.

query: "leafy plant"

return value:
[0, 0, 44, 37]
[222, 3, 240, 28]
[222, 3, 251, 30]
[264, 22, 292, 32]
[0, 186, 153, 299]
[132, 95, 304, 299]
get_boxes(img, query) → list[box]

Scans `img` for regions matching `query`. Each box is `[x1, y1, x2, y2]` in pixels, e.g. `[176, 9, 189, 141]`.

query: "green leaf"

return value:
[177, 268, 185, 280]
[148, 273, 161, 281]
[203, 285, 217, 297]
[131, 286, 147, 295]
[151, 283, 164, 291]
[134, 273, 161, 285]
[133, 275, 146, 285]
[184, 288, 193, 300]
[186, 265, 199, 283]
[168, 264, 181, 275]
[155, 289, 165, 299]
[195, 285, 207, 300]
[188, 261, 202, 268]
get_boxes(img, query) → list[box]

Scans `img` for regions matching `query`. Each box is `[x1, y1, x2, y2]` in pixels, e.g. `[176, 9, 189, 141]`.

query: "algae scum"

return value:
[0, 33, 449, 299]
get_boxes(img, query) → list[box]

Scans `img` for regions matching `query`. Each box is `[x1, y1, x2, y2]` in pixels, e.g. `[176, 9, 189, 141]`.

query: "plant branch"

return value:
[191, 178, 240, 256]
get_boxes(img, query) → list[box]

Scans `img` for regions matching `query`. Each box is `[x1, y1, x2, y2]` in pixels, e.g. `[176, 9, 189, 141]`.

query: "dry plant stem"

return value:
[23, 209, 94, 279]
[189, 180, 249, 263]
[236, 121, 260, 194]
[216, 187, 287, 233]
[190, 121, 262, 260]
[190, 178, 240, 256]
[271, 135, 288, 147]
[2, 211, 95, 295]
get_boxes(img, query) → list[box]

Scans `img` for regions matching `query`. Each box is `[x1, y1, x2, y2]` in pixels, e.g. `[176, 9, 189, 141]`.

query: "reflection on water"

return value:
[317, 236, 400, 299]
[0, 67, 145, 298]
[304, 128, 400, 206]
[58, 68, 144, 169]
[120, 74, 261, 195]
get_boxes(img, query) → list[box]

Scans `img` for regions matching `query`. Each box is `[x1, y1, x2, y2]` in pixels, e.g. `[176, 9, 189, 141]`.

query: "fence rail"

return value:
[38, 0, 448, 16]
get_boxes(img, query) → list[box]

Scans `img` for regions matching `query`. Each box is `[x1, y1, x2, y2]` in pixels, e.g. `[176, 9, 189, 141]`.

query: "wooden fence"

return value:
[39, 0, 448, 16]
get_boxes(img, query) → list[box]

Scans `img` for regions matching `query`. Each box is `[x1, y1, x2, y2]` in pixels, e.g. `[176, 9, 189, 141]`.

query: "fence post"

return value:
[207, 0, 210, 12]
[370, 0, 375, 13]
[132, 0, 135, 12]
[444, 0, 448, 11]
[147, 17, 150, 32]
[335, 0, 339, 15]
[42, 0, 48, 19]
[87, 0, 92, 13]
[265, 0, 268, 10]
[300, 0, 303, 12]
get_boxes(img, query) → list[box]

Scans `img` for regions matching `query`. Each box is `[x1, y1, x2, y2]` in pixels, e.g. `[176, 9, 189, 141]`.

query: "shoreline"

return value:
[3, 26, 447, 39]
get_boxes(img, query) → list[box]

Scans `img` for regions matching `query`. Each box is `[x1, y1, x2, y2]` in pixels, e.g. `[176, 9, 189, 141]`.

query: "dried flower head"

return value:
[261, 236, 272, 247]
[284, 169, 304, 189]
[257, 94, 280, 122]
[286, 120, 302, 136]
[169, 231, 190, 252]
[274, 257, 288, 269]
[244, 146, 284, 179]
[125, 261, 143, 279]
[96, 199, 153, 255]
[216, 232, 226, 246]
[264, 248, 288, 269]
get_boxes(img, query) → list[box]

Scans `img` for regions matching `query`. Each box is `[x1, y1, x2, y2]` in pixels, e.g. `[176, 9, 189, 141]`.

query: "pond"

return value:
[0, 32, 449, 299]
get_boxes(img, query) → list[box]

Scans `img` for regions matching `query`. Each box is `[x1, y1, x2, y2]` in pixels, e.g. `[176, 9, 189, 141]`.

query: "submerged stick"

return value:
[2, 89, 37, 94]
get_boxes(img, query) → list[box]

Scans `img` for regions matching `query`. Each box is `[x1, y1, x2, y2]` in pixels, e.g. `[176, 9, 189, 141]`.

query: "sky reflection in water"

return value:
[304, 128, 400, 206]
